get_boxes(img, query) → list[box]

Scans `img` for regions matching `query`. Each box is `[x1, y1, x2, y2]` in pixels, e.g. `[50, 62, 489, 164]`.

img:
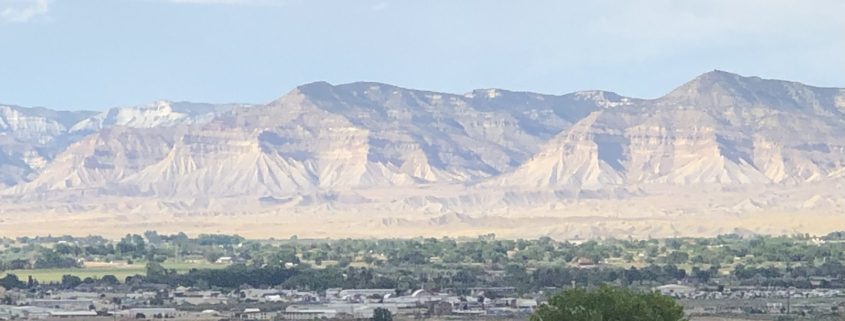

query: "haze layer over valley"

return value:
[1, 71, 844, 239]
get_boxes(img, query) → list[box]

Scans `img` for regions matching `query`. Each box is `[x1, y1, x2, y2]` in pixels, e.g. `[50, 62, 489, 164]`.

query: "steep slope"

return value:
[119, 93, 373, 197]
[0, 101, 248, 189]
[490, 112, 625, 189]
[120, 131, 316, 197]
[0, 104, 95, 187]
[495, 71, 845, 189]
[1, 71, 845, 240]
[6, 126, 180, 196]
[290, 81, 631, 181]
[2, 82, 628, 199]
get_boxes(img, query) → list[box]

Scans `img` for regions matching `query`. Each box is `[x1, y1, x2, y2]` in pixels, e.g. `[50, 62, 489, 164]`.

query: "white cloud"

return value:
[0, 0, 48, 23]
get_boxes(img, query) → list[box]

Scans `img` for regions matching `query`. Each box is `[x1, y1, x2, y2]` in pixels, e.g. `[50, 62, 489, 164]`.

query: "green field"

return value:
[0, 262, 227, 283]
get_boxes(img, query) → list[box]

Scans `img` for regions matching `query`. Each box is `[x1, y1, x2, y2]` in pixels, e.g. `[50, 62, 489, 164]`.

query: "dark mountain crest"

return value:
[661, 70, 845, 116]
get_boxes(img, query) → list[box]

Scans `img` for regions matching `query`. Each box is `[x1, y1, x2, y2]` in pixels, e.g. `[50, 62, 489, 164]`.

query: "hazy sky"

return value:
[1, 0, 843, 110]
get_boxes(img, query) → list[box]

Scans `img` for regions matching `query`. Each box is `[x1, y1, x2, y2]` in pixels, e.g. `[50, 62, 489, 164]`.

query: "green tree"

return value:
[101, 275, 119, 285]
[664, 251, 690, 265]
[61, 275, 82, 289]
[531, 285, 686, 321]
[505, 264, 530, 292]
[372, 307, 393, 321]
[34, 249, 80, 269]
[145, 261, 171, 280]
[0, 274, 25, 289]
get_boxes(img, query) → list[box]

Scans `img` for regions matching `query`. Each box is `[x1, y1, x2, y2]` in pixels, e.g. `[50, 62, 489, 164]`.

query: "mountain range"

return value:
[1, 70, 844, 239]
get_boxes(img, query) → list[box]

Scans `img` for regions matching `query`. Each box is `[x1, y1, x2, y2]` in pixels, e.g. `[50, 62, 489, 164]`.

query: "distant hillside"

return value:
[1, 71, 844, 239]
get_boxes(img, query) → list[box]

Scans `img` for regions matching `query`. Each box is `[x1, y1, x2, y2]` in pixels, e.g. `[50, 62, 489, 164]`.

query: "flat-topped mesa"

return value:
[0, 104, 94, 137]
[70, 100, 250, 134]
[0, 71, 843, 218]
[486, 71, 845, 190]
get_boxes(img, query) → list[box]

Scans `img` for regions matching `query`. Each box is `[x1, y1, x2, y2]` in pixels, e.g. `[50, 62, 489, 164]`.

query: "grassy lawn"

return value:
[0, 261, 227, 283]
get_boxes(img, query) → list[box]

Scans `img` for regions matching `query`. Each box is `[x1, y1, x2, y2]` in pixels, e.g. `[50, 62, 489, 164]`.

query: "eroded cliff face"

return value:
[493, 71, 845, 191]
[6, 127, 180, 196]
[2, 80, 622, 199]
[0, 105, 95, 187]
[0, 101, 244, 189]
[1, 71, 845, 238]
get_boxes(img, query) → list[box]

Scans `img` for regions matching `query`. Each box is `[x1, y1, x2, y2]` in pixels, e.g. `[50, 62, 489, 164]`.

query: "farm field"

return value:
[0, 261, 227, 282]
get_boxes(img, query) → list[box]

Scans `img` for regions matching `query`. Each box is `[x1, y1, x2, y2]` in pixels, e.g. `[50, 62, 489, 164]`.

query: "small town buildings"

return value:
[333, 289, 396, 301]
[285, 303, 400, 319]
[26, 299, 94, 311]
[655, 284, 697, 297]
[238, 308, 272, 320]
[49, 310, 99, 318]
[116, 307, 181, 319]
[0, 305, 54, 319]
